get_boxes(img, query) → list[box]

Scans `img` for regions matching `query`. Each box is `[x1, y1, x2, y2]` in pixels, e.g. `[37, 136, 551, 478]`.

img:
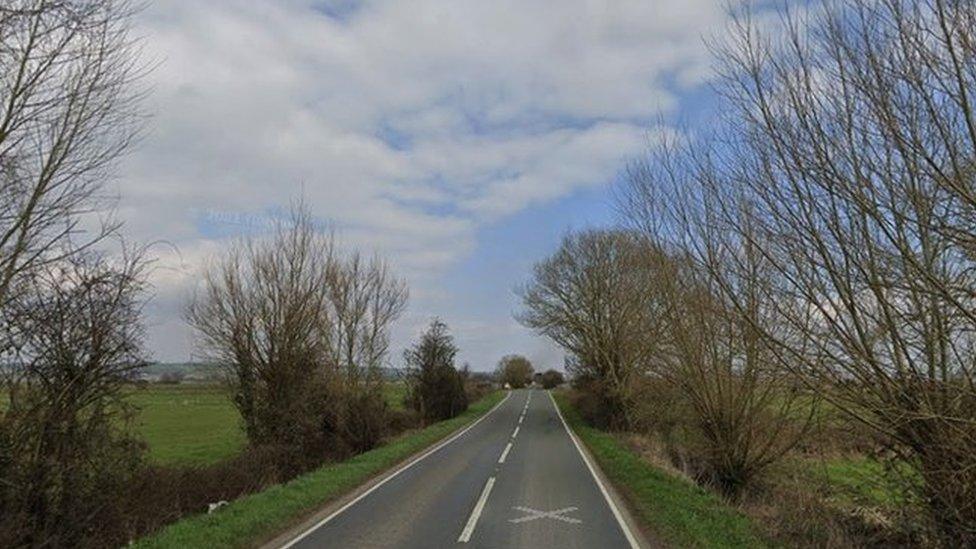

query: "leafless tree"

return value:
[187, 206, 407, 458]
[691, 0, 976, 540]
[518, 229, 667, 429]
[620, 140, 818, 497]
[325, 251, 407, 378]
[0, 0, 146, 312]
[323, 252, 407, 450]
[0, 246, 150, 547]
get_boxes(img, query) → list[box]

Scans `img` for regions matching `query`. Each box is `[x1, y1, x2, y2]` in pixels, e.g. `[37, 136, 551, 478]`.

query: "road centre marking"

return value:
[458, 477, 496, 543]
[511, 426, 519, 439]
[498, 442, 513, 464]
[510, 506, 582, 525]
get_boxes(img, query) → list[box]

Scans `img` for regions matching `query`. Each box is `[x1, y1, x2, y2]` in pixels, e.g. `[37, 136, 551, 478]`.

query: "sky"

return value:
[117, 0, 743, 371]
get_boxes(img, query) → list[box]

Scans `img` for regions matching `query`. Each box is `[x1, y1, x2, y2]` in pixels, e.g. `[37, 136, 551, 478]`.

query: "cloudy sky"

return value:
[119, 0, 741, 371]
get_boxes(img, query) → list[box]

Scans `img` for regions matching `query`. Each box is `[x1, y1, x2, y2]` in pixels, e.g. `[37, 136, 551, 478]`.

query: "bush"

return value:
[540, 369, 565, 389]
[187, 206, 407, 467]
[496, 355, 533, 388]
[0, 251, 150, 548]
[405, 320, 468, 424]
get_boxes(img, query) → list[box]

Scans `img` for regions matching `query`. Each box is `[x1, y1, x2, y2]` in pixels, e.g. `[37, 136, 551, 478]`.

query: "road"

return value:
[281, 389, 640, 549]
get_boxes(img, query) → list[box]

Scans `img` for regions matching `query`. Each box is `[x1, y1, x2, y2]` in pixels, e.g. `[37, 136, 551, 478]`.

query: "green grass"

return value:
[812, 457, 908, 509]
[552, 392, 767, 549]
[129, 385, 246, 466]
[133, 390, 505, 549]
[129, 382, 412, 466]
[383, 382, 408, 411]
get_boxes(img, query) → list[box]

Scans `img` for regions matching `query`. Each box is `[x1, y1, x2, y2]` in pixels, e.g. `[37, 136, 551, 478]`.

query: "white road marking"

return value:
[509, 506, 582, 525]
[458, 477, 496, 543]
[548, 391, 641, 549]
[518, 414, 524, 424]
[280, 392, 512, 549]
[498, 442, 513, 464]
[511, 425, 520, 439]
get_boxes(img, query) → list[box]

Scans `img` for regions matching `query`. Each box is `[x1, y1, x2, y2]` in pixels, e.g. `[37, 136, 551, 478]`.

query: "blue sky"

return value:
[118, 0, 746, 370]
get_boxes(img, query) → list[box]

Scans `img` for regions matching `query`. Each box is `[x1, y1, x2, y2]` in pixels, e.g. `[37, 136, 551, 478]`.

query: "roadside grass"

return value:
[552, 392, 767, 549]
[133, 390, 505, 549]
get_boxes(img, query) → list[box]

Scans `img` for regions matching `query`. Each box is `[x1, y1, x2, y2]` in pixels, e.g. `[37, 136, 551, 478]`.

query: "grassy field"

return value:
[129, 385, 246, 465]
[130, 382, 411, 466]
[134, 390, 505, 549]
[552, 392, 767, 549]
[806, 455, 909, 510]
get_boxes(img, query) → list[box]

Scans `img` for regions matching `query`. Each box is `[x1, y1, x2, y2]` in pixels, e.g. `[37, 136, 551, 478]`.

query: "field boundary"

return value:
[134, 391, 507, 549]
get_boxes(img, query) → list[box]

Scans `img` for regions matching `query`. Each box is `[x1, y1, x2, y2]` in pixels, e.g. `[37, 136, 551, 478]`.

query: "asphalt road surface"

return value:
[281, 389, 639, 549]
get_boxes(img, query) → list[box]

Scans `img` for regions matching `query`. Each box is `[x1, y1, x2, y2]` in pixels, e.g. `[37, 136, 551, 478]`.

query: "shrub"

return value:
[540, 369, 564, 389]
[187, 205, 407, 465]
[0, 251, 150, 548]
[405, 320, 468, 424]
[496, 355, 533, 389]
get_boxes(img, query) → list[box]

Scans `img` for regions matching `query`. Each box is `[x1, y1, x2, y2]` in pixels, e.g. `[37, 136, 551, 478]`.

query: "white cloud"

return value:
[118, 0, 741, 367]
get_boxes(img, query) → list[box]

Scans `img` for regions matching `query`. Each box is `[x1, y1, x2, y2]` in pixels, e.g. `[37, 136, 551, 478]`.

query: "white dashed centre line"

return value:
[458, 477, 496, 543]
[498, 442, 513, 464]
[512, 426, 520, 439]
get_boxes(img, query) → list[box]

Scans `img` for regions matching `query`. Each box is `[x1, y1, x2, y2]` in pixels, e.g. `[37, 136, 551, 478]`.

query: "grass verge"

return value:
[552, 391, 766, 549]
[133, 390, 505, 549]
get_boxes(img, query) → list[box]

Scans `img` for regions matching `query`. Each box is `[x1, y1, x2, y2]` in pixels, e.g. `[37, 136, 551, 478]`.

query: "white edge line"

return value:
[281, 391, 512, 548]
[547, 390, 641, 549]
[498, 441, 513, 464]
[457, 476, 496, 543]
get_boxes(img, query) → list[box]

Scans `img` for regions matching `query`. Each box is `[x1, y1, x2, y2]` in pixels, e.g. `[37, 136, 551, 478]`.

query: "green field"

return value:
[130, 382, 411, 466]
[129, 385, 246, 466]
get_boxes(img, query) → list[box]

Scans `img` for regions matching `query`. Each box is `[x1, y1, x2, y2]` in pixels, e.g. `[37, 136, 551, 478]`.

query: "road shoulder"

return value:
[548, 390, 659, 549]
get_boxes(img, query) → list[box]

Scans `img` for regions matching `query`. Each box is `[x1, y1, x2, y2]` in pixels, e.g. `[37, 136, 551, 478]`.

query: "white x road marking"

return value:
[509, 506, 582, 525]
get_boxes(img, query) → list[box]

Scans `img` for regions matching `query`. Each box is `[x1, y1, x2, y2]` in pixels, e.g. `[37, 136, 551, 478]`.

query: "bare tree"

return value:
[324, 252, 407, 450]
[692, 0, 976, 540]
[0, 246, 149, 547]
[0, 1, 146, 311]
[187, 208, 334, 457]
[620, 140, 818, 497]
[187, 206, 408, 459]
[325, 251, 407, 378]
[518, 229, 666, 429]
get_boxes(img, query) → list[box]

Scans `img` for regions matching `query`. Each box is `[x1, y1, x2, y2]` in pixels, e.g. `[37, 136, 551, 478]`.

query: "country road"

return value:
[280, 389, 640, 549]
